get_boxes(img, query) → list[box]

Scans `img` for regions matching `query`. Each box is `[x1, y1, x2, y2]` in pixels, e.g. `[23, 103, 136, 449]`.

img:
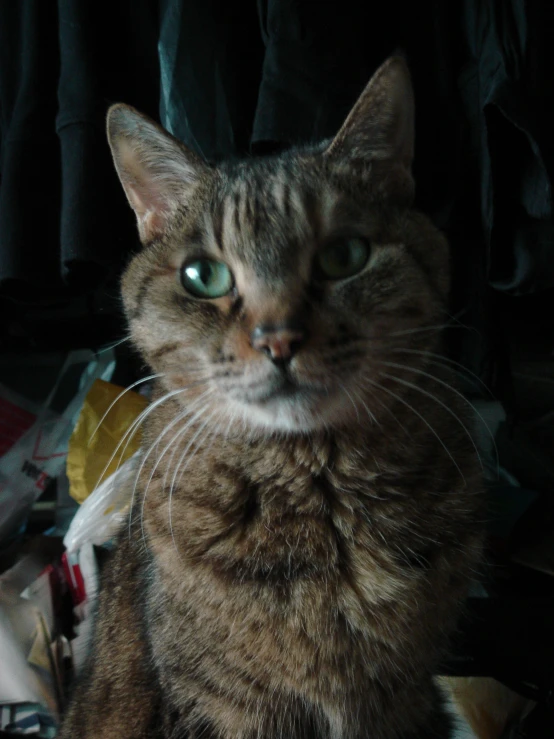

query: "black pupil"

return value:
[199, 262, 213, 284]
[333, 246, 351, 267]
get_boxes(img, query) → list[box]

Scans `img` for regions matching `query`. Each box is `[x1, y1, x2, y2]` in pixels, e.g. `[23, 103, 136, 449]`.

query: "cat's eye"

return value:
[181, 259, 234, 298]
[316, 237, 370, 280]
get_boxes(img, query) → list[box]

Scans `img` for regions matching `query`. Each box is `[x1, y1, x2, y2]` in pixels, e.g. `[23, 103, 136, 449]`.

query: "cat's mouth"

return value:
[244, 369, 327, 406]
[231, 369, 337, 432]
[255, 376, 303, 403]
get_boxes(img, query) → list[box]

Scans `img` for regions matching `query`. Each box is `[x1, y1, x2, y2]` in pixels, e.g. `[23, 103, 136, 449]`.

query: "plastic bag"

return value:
[63, 452, 138, 553]
[66, 379, 148, 504]
[0, 350, 115, 543]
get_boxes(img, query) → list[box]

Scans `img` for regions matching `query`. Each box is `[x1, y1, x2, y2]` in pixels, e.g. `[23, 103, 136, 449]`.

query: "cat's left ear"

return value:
[325, 56, 414, 202]
[107, 104, 208, 243]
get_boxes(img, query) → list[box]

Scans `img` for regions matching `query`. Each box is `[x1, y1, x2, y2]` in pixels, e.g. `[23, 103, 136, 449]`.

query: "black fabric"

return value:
[157, 0, 263, 161]
[252, 1, 464, 223]
[0, 0, 160, 301]
[1, 1, 553, 311]
[0, 1, 62, 300]
[0, 0, 552, 370]
[457, 0, 554, 296]
[56, 0, 160, 288]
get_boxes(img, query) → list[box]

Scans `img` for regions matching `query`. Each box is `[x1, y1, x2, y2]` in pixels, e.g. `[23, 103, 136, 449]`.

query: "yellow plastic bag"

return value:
[66, 379, 148, 503]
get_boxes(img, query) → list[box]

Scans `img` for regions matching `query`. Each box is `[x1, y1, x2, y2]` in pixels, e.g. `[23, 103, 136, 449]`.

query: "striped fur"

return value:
[60, 58, 484, 739]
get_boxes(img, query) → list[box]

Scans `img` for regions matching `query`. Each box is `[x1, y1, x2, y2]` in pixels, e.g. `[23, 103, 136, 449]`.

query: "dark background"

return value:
[1, 0, 554, 727]
[1, 0, 553, 367]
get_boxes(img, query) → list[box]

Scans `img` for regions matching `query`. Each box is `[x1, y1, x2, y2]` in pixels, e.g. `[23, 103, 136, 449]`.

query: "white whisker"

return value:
[94, 335, 131, 354]
[88, 372, 163, 444]
[170, 409, 220, 494]
[350, 376, 411, 442]
[349, 384, 381, 428]
[128, 400, 211, 541]
[93, 384, 200, 494]
[160, 398, 215, 494]
[363, 375, 467, 483]
[380, 370, 484, 472]
[391, 348, 494, 398]
[134, 393, 212, 543]
[338, 381, 360, 423]
[382, 360, 499, 477]
[127, 395, 211, 534]
[167, 411, 221, 557]
[385, 323, 453, 338]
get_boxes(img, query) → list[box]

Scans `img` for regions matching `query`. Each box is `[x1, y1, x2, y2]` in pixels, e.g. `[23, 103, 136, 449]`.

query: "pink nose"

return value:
[250, 324, 306, 364]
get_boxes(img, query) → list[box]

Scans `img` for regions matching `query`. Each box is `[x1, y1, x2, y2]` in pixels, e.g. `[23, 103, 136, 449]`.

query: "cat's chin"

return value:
[228, 387, 360, 434]
[241, 402, 325, 433]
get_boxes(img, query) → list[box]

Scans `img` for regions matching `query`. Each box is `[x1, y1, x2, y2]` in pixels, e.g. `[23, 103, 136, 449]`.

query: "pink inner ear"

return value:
[115, 137, 176, 240]
[125, 178, 173, 240]
[138, 206, 167, 241]
[108, 105, 207, 243]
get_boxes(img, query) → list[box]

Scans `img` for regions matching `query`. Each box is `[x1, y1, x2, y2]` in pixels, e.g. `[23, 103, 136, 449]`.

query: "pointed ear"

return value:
[325, 57, 414, 200]
[106, 104, 207, 242]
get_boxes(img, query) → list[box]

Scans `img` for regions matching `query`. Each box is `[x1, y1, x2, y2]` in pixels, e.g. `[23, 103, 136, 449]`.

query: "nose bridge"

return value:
[245, 285, 309, 363]
[244, 280, 305, 332]
[253, 300, 299, 332]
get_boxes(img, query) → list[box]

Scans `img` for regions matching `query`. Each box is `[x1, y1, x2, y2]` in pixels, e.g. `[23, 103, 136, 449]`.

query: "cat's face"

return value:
[109, 58, 450, 434]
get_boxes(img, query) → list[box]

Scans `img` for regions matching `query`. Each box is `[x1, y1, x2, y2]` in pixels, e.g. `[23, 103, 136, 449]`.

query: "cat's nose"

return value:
[250, 322, 306, 364]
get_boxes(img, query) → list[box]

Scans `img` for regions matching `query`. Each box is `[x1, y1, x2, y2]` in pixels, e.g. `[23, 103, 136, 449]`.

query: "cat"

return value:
[59, 57, 484, 738]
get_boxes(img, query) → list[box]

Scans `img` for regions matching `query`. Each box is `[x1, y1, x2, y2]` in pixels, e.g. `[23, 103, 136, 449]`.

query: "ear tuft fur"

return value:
[107, 105, 207, 242]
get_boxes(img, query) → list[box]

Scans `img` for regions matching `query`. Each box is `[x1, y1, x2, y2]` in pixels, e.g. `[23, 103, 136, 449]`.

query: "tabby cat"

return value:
[60, 57, 484, 738]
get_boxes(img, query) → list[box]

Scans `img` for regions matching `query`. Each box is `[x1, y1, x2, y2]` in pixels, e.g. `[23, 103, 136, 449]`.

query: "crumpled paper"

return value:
[0, 350, 115, 543]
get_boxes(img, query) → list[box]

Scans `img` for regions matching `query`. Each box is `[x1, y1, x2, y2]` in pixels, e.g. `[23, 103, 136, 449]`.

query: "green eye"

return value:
[181, 259, 234, 298]
[316, 238, 370, 280]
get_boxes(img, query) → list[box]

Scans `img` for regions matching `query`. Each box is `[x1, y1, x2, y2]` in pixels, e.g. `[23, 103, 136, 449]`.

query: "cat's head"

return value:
[107, 57, 450, 434]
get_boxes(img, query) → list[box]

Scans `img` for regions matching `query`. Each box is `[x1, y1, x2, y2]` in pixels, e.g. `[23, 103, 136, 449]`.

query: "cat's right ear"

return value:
[324, 56, 415, 203]
[107, 104, 207, 243]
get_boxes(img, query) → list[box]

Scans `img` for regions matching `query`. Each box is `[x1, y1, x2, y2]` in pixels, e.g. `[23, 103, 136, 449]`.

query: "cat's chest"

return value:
[147, 485, 412, 729]
[149, 461, 408, 621]
[146, 467, 423, 725]
[144, 432, 416, 643]
[149, 462, 380, 575]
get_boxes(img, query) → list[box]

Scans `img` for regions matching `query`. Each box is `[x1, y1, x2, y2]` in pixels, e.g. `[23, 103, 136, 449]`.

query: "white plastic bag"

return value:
[0, 350, 115, 542]
[63, 452, 137, 553]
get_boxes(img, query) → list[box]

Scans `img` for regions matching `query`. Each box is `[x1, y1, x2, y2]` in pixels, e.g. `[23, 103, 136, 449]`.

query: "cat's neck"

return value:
[141, 377, 434, 492]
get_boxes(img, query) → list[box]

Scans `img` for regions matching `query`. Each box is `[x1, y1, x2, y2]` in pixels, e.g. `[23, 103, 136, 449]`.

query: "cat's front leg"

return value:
[395, 682, 455, 739]
[59, 537, 162, 738]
